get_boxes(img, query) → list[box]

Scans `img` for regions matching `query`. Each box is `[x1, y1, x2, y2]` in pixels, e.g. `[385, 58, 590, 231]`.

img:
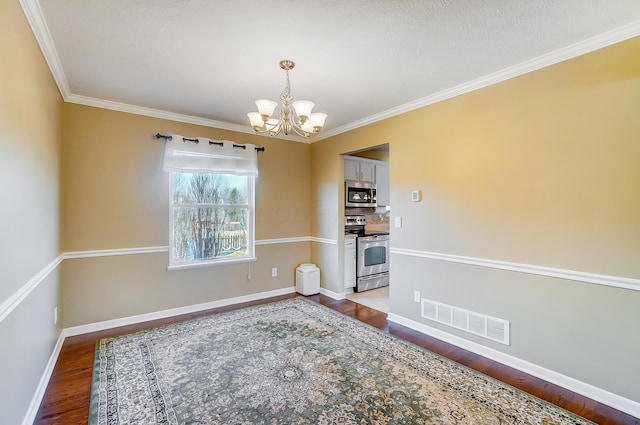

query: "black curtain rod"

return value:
[154, 133, 265, 152]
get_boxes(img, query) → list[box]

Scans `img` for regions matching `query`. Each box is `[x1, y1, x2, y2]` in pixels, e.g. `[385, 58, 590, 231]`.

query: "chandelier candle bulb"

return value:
[292, 100, 315, 119]
[309, 112, 327, 130]
[255, 99, 278, 117]
[247, 112, 264, 129]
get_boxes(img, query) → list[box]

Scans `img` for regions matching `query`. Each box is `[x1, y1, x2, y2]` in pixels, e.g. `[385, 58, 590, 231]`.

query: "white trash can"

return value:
[296, 263, 320, 295]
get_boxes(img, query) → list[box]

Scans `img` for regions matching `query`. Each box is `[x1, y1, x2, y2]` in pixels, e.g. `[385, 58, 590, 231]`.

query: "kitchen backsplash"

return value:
[345, 206, 389, 223]
[366, 208, 389, 224]
[365, 207, 390, 233]
[345, 207, 390, 233]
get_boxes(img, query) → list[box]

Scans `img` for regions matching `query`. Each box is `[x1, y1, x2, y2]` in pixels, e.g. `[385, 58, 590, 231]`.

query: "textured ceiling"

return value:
[25, 0, 640, 141]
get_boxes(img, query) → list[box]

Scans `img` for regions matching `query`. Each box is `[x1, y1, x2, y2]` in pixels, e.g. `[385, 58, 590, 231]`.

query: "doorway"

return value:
[342, 143, 390, 311]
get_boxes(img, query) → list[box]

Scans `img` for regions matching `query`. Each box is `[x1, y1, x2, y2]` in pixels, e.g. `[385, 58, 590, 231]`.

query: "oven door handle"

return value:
[359, 238, 389, 246]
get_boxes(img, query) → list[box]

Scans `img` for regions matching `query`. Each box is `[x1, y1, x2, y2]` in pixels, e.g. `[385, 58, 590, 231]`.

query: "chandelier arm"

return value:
[290, 124, 311, 138]
[264, 117, 283, 136]
[251, 117, 283, 136]
[250, 127, 275, 135]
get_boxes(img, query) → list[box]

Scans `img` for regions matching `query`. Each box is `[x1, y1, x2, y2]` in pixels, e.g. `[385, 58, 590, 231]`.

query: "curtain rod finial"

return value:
[155, 133, 172, 140]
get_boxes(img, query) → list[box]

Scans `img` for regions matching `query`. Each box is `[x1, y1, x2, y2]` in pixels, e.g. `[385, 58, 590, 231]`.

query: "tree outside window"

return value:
[170, 172, 253, 267]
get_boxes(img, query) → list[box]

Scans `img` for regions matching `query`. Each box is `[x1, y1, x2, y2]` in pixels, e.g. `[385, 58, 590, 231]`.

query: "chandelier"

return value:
[247, 60, 327, 138]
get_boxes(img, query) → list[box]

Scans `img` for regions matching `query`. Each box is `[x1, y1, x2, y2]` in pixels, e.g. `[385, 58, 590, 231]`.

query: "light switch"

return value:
[394, 216, 402, 228]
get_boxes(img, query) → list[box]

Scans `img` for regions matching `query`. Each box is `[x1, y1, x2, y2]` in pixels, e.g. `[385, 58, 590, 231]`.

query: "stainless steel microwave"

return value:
[345, 181, 377, 208]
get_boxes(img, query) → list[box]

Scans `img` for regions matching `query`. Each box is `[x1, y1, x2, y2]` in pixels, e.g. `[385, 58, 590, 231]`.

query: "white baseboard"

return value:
[65, 286, 295, 337]
[387, 312, 640, 419]
[22, 330, 66, 425]
[319, 287, 346, 300]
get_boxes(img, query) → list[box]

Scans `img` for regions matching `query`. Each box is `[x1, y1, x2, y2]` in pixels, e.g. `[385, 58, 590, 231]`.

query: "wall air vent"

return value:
[420, 298, 510, 345]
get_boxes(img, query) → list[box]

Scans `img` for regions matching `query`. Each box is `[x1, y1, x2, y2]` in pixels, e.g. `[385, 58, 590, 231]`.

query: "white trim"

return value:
[387, 312, 640, 418]
[310, 237, 338, 245]
[21, 331, 66, 425]
[391, 247, 640, 292]
[62, 238, 315, 260]
[64, 246, 169, 259]
[67, 94, 255, 135]
[18, 0, 70, 98]
[64, 286, 295, 336]
[0, 255, 63, 323]
[256, 237, 311, 245]
[167, 256, 257, 271]
[67, 93, 310, 142]
[319, 287, 346, 300]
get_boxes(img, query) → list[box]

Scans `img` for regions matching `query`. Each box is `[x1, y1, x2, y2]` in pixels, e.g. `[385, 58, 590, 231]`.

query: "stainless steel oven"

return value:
[356, 234, 389, 292]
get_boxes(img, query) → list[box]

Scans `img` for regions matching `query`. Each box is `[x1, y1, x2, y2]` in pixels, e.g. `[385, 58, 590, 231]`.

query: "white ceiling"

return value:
[23, 0, 640, 141]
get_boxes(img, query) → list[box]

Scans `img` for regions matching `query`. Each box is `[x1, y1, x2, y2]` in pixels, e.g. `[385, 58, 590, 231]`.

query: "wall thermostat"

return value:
[411, 190, 421, 202]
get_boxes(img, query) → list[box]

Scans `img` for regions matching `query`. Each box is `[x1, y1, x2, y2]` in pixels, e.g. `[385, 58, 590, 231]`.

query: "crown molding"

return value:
[66, 94, 258, 133]
[20, 0, 640, 143]
[313, 20, 640, 142]
[66, 94, 312, 143]
[19, 0, 71, 98]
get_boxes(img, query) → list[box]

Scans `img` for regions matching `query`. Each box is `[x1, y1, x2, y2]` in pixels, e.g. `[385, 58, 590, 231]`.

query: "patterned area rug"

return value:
[89, 298, 593, 424]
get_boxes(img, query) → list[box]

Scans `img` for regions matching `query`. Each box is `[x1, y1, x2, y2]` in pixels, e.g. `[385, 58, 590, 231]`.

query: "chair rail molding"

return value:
[0, 255, 63, 323]
[390, 247, 640, 291]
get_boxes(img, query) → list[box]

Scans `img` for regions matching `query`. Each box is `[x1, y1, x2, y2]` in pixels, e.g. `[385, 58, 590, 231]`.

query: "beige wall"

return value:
[310, 37, 640, 402]
[382, 40, 640, 275]
[0, 0, 63, 423]
[61, 104, 311, 326]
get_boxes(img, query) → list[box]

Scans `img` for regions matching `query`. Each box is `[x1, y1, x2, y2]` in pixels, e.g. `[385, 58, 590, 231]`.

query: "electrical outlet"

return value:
[54, 307, 58, 324]
[271, 267, 278, 277]
[414, 291, 421, 303]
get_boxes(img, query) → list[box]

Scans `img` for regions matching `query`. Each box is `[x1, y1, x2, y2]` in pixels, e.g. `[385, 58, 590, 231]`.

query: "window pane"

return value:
[172, 207, 248, 261]
[172, 173, 247, 205]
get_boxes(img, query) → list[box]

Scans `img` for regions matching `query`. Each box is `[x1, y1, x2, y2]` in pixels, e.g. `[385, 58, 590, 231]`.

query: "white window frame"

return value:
[167, 172, 256, 271]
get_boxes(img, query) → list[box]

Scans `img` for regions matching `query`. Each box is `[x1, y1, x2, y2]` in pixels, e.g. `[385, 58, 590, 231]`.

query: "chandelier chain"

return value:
[282, 68, 291, 102]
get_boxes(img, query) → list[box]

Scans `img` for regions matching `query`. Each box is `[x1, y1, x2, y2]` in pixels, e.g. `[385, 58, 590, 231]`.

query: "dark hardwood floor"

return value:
[35, 293, 639, 425]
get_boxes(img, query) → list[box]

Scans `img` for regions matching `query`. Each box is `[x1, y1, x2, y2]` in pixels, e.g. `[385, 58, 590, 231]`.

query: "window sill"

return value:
[167, 256, 257, 271]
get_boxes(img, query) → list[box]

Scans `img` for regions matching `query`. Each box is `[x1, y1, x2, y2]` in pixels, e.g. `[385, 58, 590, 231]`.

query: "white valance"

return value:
[162, 135, 258, 176]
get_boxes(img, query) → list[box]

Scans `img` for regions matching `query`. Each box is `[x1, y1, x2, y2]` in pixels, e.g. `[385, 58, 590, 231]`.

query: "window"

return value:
[169, 172, 254, 269]
[162, 135, 258, 270]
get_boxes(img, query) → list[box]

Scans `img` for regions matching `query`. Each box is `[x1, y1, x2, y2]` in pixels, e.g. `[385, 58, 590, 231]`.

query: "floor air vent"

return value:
[421, 298, 510, 345]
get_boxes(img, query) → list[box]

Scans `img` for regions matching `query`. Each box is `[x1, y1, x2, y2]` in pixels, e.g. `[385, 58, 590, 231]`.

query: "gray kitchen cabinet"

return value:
[375, 163, 390, 206]
[344, 235, 356, 289]
[345, 158, 375, 183]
